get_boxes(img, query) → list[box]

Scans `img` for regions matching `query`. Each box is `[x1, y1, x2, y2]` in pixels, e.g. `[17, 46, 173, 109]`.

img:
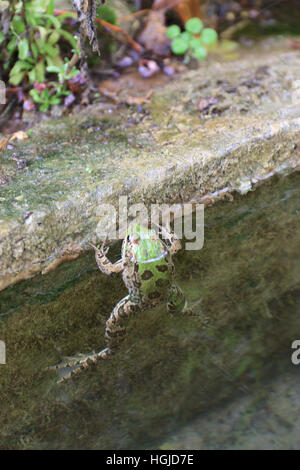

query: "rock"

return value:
[0, 39, 300, 291]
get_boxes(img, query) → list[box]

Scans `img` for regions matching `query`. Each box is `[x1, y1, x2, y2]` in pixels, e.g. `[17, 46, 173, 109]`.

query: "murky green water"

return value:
[0, 172, 299, 449]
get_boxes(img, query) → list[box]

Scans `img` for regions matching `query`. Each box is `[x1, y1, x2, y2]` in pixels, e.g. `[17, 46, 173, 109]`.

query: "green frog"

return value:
[53, 223, 194, 382]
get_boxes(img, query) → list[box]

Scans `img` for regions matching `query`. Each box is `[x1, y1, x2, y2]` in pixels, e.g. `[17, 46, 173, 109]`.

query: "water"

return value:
[0, 172, 299, 449]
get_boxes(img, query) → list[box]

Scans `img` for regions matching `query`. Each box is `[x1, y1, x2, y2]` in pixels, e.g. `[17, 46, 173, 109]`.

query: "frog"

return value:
[53, 222, 194, 382]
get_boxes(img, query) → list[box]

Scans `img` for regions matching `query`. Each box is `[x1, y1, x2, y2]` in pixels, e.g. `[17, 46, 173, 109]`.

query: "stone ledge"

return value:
[1, 44, 300, 291]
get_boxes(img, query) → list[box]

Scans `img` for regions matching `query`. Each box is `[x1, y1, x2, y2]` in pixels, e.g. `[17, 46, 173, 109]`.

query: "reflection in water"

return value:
[0, 172, 299, 449]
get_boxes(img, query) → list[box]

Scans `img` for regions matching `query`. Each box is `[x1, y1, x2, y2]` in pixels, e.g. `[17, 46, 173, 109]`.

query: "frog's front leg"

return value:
[89, 241, 123, 275]
[159, 224, 181, 255]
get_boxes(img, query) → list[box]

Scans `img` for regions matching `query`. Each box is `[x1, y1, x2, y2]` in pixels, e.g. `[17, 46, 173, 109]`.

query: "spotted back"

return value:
[138, 255, 173, 302]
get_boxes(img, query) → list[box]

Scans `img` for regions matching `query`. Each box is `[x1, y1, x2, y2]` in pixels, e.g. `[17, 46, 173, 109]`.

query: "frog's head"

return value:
[124, 223, 167, 264]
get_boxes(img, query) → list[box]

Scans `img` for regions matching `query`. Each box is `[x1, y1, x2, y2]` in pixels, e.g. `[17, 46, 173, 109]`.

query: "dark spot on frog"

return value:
[156, 264, 168, 272]
[141, 270, 154, 280]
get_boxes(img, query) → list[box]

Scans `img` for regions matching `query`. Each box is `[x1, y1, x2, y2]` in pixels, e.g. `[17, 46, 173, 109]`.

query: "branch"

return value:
[53, 9, 143, 53]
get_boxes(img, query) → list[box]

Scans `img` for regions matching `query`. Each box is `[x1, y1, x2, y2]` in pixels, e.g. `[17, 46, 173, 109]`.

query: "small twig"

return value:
[66, 37, 81, 75]
[221, 19, 250, 40]
[96, 18, 143, 53]
[53, 9, 143, 53]
[118, 9, 150, 22]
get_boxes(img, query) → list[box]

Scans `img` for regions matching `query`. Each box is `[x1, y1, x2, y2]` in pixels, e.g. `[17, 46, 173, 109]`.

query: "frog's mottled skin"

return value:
[98, 224, 187, 352]
[53, 223, 188, 381]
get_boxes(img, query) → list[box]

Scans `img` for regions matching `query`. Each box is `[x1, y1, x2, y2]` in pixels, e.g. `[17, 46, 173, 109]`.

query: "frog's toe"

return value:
[48, 348, 112, 383]
[57, 370, 72, 383]
[46, 356, 78, 371]
[184, 298, 203, 316]
[49, 353, 90, 370]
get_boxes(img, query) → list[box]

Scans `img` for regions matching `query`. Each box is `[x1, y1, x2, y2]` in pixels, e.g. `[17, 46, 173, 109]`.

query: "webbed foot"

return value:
[47, 348, 112, 383]
[88, 238, 109, 257]
[183, 298, 203, 316]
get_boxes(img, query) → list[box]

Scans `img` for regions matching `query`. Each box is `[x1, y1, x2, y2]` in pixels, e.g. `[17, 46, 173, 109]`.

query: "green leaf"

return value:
[25, 11, 41, 27]
[29, 89, 42, 102]
[57, 29, 77, 48]
[9, 62, 22, 75]
[44, 44, 59, 58]
[25, 0, 46, 16]
[185, 18, 203, 35]
[37, 26, 48, 43]
[49, 97, 61, 105]
[9, 70, 25, 85]
[40, 103, 50, 111]
[31, 42, 39, 59]
[189, 38, 202, 50]
[18, 38, 29, 60]
[193, 46, 207, 60]
[201, 28, 218, 45]
[7, 37, 17, 54]
[28, 69, 36, 83]
[44, 14, 61, 29]
[46, 55, 63, 68]
[0, 32, 4, 45]
[35, 38, 46, 53]
[10, 61, 32, 74]
[46, 0, 54, 15]
[35, 60, 45, 82]
[171, 37, 189, 55]
[48, 31, 60, 45]
[10, 61, 25, 75]
[180, 31, 192, 43]
[66, 67, 80, 79]
[166, 25, 181, 40]
[46, 65, 60, 73]
[97, 5, 116, 24]
[11, 15, 25, 34]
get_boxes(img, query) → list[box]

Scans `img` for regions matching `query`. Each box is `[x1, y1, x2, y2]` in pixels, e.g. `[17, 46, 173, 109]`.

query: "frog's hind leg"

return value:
[50, 295, 141, 382]
[71, 295, 141, 364]
[167, 285, 187, 315]
[105, 294, 141, 352]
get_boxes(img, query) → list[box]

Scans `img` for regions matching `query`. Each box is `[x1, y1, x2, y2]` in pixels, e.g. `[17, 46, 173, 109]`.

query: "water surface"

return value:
[0, 172, 299, 449]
